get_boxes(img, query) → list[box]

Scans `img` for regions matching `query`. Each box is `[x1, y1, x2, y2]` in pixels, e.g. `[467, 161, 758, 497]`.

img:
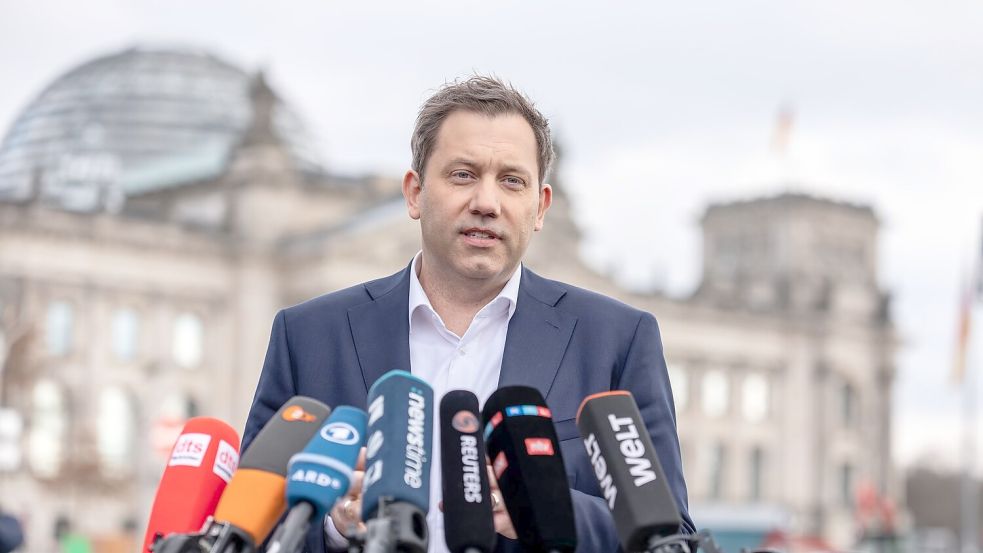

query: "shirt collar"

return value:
[408, 251, 522, 332]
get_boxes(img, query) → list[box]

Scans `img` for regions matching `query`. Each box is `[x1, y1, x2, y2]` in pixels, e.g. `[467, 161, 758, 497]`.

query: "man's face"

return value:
[403, 110, 552, 285]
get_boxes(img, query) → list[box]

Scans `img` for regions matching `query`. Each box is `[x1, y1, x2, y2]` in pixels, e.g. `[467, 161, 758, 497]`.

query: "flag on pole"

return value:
[955, 219, 983, 383]
[954, 275, 974, 384]
[977, 215, 983, 300]
[771, 103, 794, 156]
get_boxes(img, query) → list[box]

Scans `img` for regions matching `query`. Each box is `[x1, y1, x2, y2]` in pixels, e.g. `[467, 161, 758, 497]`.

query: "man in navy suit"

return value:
[242, 76, 693, 552]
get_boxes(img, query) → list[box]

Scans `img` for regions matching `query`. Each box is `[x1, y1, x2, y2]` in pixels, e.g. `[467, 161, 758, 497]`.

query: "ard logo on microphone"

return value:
[290, 468, 344, 490]
[281, 405, 318, 423]
[321, 422, 360, 445]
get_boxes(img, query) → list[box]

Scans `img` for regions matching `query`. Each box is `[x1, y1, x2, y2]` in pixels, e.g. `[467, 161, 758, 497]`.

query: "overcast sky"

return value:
[2, 0, 982, 471]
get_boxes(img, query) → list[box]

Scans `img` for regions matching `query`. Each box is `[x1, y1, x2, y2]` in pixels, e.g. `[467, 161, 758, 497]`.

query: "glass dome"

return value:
[0, 46, 324, 211]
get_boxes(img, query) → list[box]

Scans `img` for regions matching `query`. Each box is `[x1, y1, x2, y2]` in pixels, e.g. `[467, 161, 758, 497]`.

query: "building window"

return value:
[172, 313, 203, 368]
[97, 386, 136, 476]
[742, 373, 769, 423]
[45, 301, 74, 356]
[702, 370, 729, 417]
[839, 462, 854, 507]
[749, 447, 765, 501]
[27, 379, 67, 478]
[709, 442, 727, 500]
[111, 309, 140, 362]
[840, 381, 858, 427]
[668, 364, 688, 412]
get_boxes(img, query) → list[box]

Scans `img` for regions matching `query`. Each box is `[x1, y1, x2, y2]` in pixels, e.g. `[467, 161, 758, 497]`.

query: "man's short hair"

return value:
[411, 75, 555, 186]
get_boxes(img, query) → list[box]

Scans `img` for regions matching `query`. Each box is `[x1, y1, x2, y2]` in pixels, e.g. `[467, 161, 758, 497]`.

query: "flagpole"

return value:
[962, 220, 983, 553]
[962, 345, 979, 553]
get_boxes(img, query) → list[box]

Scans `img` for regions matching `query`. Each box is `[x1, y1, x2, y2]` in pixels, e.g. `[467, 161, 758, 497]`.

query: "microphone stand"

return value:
[645, 529, 723, 553]
[346, 497, 428, 553]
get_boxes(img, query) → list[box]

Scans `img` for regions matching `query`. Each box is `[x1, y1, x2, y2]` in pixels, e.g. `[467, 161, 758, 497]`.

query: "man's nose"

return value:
[468, 177, 501, 218]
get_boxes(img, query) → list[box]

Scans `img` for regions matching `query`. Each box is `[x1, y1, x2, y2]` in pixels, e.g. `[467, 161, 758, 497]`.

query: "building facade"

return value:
[0, 46, 896, 551]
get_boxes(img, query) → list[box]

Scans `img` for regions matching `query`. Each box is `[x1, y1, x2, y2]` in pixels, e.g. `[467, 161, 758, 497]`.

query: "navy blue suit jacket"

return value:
[242, 263, 695, 552]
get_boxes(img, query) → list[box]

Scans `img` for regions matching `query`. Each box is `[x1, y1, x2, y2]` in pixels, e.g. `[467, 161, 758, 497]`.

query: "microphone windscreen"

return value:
[482, 386, 576, 553]
[214, 396, 330, 543]
[361, 370, 434, 520]
[576, 391, 681, 551]
[440, 390, 495, 553]
[287, 406, 368, 519]
[142, 417, 240, 552]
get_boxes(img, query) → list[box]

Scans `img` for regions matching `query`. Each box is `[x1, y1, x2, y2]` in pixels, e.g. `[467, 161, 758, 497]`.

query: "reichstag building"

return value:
[0, 46, 897, 552]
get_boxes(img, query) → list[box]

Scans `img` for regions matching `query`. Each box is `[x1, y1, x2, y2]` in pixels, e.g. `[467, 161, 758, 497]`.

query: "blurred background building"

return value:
[0, 46, 899, 552]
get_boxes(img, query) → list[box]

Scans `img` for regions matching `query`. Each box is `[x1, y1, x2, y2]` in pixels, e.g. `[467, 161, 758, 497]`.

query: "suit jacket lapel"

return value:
[499, 267, 578, 399]
[348, 265, 412, 392]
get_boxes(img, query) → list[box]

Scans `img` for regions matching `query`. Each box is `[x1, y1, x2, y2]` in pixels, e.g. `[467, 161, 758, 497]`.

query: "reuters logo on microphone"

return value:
[451, 410, 480, 434]
[282, 405, 317, 423]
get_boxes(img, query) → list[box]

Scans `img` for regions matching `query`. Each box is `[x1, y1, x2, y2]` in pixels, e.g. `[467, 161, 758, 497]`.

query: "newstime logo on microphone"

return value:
[404, 386, 427, 489]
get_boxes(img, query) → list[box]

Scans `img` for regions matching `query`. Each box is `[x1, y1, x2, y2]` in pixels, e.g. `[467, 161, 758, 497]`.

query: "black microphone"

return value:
[576, 391, 681, 553]
[355, 370, 433, 553]
[440, 390, 496, 553]
[481, 386, 576, 553]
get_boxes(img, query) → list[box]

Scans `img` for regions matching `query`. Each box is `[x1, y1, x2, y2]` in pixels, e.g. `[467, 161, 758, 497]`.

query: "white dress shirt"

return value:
[326, 252, 521, 552]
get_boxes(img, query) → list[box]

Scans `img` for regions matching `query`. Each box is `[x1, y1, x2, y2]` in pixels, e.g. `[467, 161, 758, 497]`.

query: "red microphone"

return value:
[142, 417, 240, 552]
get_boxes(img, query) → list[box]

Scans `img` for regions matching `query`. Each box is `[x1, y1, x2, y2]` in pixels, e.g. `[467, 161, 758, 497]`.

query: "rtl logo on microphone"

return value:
[213, 440, 239, 483]
[524, 437, 554, 456]
[169, 433, 211, 467]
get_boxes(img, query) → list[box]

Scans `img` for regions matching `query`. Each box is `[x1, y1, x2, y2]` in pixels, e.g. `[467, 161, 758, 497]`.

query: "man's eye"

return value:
[503, 176, 525, 188]
[451, 171, 473, 180]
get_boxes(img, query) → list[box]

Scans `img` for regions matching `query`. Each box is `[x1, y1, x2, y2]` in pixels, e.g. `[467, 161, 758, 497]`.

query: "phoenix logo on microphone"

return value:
[452, 410, 480, 434]
[321, 422, 360, 445]
[281, 405, 318, 423]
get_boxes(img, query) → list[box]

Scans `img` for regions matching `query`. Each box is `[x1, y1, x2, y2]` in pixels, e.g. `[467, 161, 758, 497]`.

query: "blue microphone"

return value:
[359, 370, 433, 553]
[266, 406, 367, 553]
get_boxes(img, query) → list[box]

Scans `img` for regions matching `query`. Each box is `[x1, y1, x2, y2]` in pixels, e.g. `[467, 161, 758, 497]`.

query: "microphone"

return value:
[481, 386, 576, 553]
[142, 417, 240, 552]
[576, 391, 681, 553]
[439, 390, 495, 553]
[266, 406, 367, 553]
[200, 397, 331, 553]
[357, 370, 433, 553]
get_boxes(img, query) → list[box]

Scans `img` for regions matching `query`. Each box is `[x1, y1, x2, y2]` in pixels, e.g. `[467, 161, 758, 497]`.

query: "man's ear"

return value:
[534, 183, 553, 231]
[402, 170, 422, 220]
